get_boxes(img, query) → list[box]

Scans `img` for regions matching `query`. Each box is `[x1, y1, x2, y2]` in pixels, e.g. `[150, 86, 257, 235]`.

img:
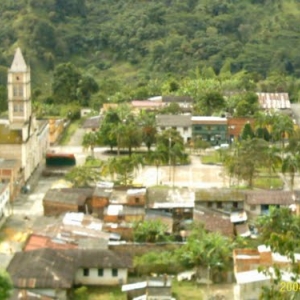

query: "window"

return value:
[83, 268, 89, 276]
[160, 126, 165, 130]
[207, 202, 212, 208]
[217, 202, 222, 209]
[98, 269, 104, 277]
[250, 205, 256, 211]
[18, 86, 23, 96]
[13, 85, 23, 97]
[183, 127, 188, 131]
[112, 269, 118, 277]
[135, 197, 139, 204]
[13, 105, 18, 112]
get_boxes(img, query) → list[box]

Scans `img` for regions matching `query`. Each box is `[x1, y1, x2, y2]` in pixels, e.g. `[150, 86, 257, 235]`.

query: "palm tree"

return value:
[65, 166, 102, 187]
[271, 113, 294, 149]
[263, 146, 282, 188]
[120, 121, 142, 156]
[282, 153, 300, 191]
[169, 141, 185, 187]
[82, 131, 101, 157]
[148, 150, 166, 185]
[139, 111, 157, 152]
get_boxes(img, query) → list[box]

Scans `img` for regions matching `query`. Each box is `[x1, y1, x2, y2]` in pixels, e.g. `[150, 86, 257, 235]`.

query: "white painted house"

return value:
[7, 248, 133, 299]
[235, 268, 300, 300]
[156, 114, 192, 143]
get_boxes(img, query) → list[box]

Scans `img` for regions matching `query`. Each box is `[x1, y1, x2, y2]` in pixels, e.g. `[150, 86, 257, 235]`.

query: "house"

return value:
[7, 248, 76, 300]
[233, 245, 300, 300]
[0, 48, 49, 182]
[91, 186, 112, 218]
[227, 117, 255, 142]
[193, 208, 234, 238]
[235, 268, 300, 300]
[131, 100, 165, 114]
[126, 188, 147, 206]
[162, 95, 193, 112]
[195, 188, 245, 212]
[30, 213, 110, 249]
[24, 233, 78, 251]
[244, 190, 296, 216]
[0, 183, 10, 219]
[146, 187, 194, 232]
[156, 114, 192, 143]
[122, 276, 175, 300]
[256, 92, 291, 111]
[191, 116, 227, 146]
[0, 159, 22, 201]
[82, 115, 102, 132]
[42, 188, 91, 216]
[75, 249, 132, 286]
[103, 205, 145, 223]
[7, 248, 133, 299]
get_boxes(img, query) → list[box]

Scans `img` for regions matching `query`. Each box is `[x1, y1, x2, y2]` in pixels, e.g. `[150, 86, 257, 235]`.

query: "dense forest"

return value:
[1, 0, 300, 112]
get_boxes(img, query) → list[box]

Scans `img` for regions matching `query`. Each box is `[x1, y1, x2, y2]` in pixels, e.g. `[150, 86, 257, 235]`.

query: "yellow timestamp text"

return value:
[280, 282, 300, 292]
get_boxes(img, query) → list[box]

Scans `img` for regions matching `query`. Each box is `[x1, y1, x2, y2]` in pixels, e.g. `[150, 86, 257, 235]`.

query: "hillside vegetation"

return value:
[1, 0, 300, 110]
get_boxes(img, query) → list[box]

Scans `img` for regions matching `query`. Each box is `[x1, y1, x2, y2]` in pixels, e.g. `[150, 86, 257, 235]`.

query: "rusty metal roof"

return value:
[257, 93, 291, 109]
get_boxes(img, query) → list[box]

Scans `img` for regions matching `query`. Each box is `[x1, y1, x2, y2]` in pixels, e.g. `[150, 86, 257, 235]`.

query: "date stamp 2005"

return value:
[280, 282, 300, 292]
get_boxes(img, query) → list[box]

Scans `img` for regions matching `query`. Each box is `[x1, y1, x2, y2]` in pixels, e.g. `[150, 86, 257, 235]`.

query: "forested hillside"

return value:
[1, 0, 300, 110]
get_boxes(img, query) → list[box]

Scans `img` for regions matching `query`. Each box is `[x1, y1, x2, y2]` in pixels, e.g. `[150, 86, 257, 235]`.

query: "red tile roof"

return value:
[24, 234, 77, 251]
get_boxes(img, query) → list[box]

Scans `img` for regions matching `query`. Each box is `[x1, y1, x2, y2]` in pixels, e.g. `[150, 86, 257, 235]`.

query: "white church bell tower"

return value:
[7, 48, 32, 124]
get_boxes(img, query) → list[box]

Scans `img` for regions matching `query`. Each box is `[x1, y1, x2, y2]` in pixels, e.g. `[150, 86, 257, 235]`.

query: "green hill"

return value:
[1, 0, 300, 109]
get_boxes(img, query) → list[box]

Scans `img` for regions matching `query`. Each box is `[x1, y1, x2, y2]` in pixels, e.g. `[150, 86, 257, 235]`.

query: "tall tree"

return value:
[139, 111, 157, 152]
[225, 138, 268, 188]
[82, 131, 101, 157]
[194, 91, 225, 116]
[52, 63, 81, 103]
[176, 223, 234, 280]
[240, 122, 255, 140]
[65, 165, 102, 187]
[271, 113, 294, 149]
[282, 153, 300, 191]
[148, 150, 166, 185]
[133, 220, 171, 243]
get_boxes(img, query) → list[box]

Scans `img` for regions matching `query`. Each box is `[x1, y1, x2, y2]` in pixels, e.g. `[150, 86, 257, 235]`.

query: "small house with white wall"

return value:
[7, 248, 133, 299]
[156, 114, 192, 143]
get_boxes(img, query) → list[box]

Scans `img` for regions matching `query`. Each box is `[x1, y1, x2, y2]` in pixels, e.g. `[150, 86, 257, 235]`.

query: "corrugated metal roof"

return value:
[156, 114, 192, 127]
[245, 190, 295, 205]
[257, 93, 291, 109]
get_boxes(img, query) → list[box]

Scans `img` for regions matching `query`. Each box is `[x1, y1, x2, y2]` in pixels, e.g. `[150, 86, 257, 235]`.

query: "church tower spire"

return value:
[7, 48, 32, 124]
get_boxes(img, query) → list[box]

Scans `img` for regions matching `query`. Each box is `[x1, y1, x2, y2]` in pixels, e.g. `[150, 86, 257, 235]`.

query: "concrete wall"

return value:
[75, 268, 128, 285]
[0, 184, 10, 218]
[238, 280, 270, 300]
[244, 203, 261, 216]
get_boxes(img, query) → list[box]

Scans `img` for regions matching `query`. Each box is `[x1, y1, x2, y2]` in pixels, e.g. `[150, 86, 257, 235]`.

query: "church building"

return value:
[0, 48, 48, 190]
